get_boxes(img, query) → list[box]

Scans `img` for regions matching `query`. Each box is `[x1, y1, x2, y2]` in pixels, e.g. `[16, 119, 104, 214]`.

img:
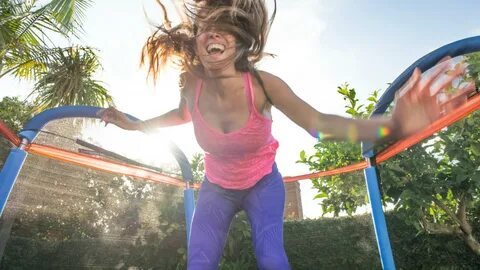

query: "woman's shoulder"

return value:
[255, 70, 276, 80]
[254, 70, 288, 88]
[179, 72, 199, 98]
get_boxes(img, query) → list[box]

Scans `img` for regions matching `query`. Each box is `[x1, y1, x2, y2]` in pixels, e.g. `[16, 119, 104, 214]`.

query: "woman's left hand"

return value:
[391, 58, 476, 138]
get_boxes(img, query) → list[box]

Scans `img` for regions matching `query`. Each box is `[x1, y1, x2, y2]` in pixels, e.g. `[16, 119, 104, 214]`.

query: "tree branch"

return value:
[431, 196, 461, 225]
[420, 216, 462, 235]
[456, 194, 472, 235]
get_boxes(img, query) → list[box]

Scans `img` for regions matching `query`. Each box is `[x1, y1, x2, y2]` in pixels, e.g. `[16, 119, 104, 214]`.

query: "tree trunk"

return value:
[457, 196, 480, 256]
[464, 234, 480, 256]
[424, 196, 480, 256]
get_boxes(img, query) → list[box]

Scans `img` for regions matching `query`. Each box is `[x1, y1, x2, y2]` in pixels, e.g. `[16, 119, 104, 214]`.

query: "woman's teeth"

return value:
[207, 43, 225, 54]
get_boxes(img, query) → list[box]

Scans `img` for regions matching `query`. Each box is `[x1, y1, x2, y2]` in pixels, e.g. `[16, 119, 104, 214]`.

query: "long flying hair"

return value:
[140, 0, 277, 82]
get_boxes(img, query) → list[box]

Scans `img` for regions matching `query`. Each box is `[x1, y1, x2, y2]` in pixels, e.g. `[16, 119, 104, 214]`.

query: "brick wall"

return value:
[284, 181, 303, 220]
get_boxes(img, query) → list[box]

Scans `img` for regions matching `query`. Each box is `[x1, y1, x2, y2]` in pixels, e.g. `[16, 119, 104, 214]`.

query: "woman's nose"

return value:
[207, 31, 221, 39]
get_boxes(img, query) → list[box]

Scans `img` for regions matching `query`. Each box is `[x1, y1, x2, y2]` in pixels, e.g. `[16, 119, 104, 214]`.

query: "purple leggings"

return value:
[187, 163, 291, 270]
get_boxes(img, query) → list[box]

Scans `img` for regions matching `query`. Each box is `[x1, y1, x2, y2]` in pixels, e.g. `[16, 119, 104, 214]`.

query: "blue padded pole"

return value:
[0, 147, 28, 216]
[184, 187, 195, 243]
[363, 154, 396, 270]
[169, 142, 196, 245]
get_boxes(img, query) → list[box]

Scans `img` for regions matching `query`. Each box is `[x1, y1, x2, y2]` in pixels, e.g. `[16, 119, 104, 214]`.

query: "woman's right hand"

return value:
[97, 107, 138, 130]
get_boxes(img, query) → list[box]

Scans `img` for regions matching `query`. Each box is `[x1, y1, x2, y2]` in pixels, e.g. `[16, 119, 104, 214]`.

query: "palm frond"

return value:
[47, 0, 93, 36]
[0, 0, 95, 81]
[1, 45, 72, 79]
[0, 2, 58, 46]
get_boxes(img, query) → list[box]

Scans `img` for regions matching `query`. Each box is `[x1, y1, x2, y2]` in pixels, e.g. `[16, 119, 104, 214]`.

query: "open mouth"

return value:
[206, 43, 225, 55]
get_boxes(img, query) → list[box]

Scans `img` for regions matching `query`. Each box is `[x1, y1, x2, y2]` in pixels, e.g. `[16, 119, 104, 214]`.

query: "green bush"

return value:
[284, 213, 480, 269]
[1, 175, 478, 269]
[285, 215, 380, 269]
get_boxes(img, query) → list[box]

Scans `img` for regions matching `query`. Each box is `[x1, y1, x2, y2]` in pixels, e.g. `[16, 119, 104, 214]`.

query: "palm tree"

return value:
[0, 0, 113, 109]
[30, 46, 112, 112]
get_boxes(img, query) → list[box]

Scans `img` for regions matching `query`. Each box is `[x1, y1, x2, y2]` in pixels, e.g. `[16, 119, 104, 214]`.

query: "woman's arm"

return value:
[97, 96, 191, 133]
[135, 96, 191, 132]
[259, 61, 472, 143]
[259, 71, 392, 142]
[98, 74, 193, 133]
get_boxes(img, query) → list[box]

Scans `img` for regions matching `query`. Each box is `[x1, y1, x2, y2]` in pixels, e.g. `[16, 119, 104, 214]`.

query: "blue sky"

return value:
[1, 0, 479, 218]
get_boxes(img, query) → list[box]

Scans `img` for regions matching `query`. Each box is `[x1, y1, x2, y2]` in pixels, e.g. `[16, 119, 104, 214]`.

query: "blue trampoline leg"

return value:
[364, 163, 396, 270]
[0, 148, 28, 217]
[184, 186, 195, 245]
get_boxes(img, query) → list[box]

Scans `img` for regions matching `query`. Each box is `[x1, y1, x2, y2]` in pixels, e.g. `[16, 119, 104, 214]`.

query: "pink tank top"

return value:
[191, 72, 279, 189]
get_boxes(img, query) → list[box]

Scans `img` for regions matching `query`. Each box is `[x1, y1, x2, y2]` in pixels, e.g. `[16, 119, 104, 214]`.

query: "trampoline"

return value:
[1, 36, 480, 269]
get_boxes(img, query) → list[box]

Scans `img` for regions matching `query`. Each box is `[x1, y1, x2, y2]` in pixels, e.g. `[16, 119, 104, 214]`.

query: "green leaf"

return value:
[314, 192, 328, 199]
[299, 150, 306, 162]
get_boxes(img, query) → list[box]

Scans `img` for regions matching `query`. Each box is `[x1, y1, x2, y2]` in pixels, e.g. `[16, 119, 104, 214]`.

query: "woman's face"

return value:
[194, 24, 237, 71]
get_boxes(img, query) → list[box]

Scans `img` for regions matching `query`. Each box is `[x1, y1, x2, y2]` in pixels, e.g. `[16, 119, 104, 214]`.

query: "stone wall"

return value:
[284, 182, 303, 220]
